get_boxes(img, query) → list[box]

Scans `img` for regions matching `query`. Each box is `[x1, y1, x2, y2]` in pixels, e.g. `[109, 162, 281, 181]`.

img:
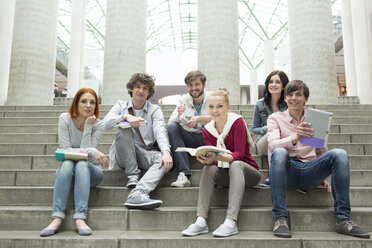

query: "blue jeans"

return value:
[269, 148, 350, 221]
[52, 160, 103, 220]
[167, 122, 204, 177]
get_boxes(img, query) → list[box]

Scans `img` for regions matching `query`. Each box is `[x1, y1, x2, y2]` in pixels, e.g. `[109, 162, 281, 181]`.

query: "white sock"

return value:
[223, 218, 236, 228]
[195, 217, 207, 227]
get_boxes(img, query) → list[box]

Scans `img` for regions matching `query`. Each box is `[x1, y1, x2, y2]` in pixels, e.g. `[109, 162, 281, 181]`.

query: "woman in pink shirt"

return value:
[182, 88, 261, 237]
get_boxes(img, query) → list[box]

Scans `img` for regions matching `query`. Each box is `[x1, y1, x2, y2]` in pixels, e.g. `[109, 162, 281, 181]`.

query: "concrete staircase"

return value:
[0, 104, 371, 248]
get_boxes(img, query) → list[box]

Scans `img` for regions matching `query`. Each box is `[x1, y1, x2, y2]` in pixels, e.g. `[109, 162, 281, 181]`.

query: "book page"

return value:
[176, 146, 231, 156]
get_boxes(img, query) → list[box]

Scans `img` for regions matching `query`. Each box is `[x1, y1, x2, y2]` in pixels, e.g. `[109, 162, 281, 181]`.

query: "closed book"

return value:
[55, 149, 88, 162]
[115, 120, 147, 129]
[299, 108, 333, 149]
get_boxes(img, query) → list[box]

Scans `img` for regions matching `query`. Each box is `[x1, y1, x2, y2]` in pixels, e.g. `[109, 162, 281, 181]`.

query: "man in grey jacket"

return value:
[168, 70, 211, 187]
[103, 73, 173, 210]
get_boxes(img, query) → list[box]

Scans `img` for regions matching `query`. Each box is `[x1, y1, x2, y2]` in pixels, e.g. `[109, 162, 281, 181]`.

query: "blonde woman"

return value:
[182, 88, 261, 237]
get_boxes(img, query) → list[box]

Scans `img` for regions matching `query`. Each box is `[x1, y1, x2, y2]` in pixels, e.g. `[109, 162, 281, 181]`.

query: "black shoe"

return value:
[273, 216, 292, 238]
[335, 219, 370, 239]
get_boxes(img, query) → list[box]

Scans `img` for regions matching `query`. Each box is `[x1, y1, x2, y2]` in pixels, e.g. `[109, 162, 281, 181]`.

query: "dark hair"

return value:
[263, 70, 289, 107]
[184, 70, 206, 85]
[284, 80, 310, 99]
[68, 88, 99, 118]
[126, 73, 155, 99]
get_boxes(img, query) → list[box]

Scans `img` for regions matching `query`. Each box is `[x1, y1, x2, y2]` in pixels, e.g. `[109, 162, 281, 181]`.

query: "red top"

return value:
[202, 117, 259, 170]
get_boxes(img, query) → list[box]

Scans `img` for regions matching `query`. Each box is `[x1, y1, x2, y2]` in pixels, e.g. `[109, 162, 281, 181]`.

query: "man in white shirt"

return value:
[168, 70, 211, 187]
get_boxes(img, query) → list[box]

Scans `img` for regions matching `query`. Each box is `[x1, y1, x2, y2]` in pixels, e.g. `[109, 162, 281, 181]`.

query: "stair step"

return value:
[0, 230, 370, 248]
[2, 142, 372, 156]
[121, 231, 372, 248]
[3, 169, 372, 187]
[0, 206, 371, 232]
[0, 186, 371, 207]
[0, 230, 123, 248]
[0, 154, 370, 171]
[2, 133, 372, 144]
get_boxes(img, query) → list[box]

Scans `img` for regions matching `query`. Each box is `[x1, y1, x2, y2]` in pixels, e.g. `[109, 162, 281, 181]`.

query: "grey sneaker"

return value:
[126, 176, 139, 188]
[335, 219, 370, 239]
[40, 227, 60, 237]
[212, 224, 238, 237]
[171, 172, 191, 187]
[182, 223, 209, 236]
[273, 217, 292, 238]
[124, 191, 162, 210]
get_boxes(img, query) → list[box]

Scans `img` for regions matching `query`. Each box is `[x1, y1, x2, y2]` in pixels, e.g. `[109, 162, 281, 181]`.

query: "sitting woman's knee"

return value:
[202, 164, 218, 174]
[57, 160, 75, 177]
[75, 161, 89, 170]
[229, 161, 243, 172]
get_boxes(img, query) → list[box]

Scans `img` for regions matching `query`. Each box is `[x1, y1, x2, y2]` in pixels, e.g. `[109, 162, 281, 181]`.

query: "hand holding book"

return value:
[299, 108, 333, 149]
[175, 146, 231, 157]
[115, 119, 147, 129]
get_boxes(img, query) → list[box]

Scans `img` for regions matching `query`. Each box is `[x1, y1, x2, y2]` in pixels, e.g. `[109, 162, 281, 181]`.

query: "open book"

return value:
[176, 146, 231, 156]
[115, 120, 147, 129]
[299, 108, 333, 149]
[55, 149, 88, 162]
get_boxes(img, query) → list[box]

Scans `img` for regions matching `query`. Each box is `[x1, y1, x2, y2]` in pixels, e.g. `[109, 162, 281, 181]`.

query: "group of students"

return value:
[40, 70, 370, 239]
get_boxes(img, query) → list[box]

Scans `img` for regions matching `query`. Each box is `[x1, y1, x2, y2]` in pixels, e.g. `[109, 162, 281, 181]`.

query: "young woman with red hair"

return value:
[40, 88, 108, 237]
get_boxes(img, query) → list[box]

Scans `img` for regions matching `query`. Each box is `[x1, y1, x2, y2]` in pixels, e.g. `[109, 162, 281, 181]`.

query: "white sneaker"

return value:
[171, 172, 191, 187]
[212, 224, 238, 237]
[182, 223, 209, 236]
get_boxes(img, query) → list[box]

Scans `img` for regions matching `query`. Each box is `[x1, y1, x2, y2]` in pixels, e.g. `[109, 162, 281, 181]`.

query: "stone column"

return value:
[240, 87, 247, 104]
[7, 0, 58, 105]
[103, 0, 146, 104]
[250, 69, 258, 104]
[67, 0, 87, 97]
[198, 0, 240, 104]
[350, 0, 372, 104]
[0, 0, 15, 105]
[265, 39, 274, 76]
[341, 0, 357, 97]
[288, 0, 338, 104]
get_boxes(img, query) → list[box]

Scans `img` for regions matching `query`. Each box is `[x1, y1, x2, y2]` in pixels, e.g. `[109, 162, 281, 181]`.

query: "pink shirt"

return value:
[267, 109, 326, 162]
[202, 117, 259, 170]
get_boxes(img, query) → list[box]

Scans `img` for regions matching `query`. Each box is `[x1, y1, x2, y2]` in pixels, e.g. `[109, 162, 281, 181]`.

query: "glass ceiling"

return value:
[57, 0, 342, 82]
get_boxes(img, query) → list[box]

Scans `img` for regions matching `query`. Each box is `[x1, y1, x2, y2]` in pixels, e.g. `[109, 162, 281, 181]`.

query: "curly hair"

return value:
[126, 73, 156, 99]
